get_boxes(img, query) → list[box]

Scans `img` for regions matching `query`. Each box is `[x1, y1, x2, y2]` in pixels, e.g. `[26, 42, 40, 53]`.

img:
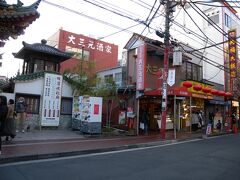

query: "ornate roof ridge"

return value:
[13, 71, 61, 82]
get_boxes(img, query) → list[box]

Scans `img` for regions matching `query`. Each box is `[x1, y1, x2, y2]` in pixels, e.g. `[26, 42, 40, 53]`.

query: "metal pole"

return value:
[174, 95, 177, 139]
[136, 98, 139, 135]
[160, 1, 171, 139]
[190, 96, 192, 133]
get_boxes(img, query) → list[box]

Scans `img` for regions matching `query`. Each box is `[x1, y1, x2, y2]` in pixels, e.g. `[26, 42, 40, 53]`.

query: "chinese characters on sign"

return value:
[67, 34, 112, 54]
[41, 73, 62, 126]
[228, 29, 237, 78]
[167, 69, 175, 86]
[136, 44, 146, 90]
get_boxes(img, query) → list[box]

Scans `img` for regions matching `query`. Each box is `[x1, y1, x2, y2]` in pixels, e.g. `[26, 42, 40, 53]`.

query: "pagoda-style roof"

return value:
[13, 39, 73, 62]
[0, 0, 41, 46]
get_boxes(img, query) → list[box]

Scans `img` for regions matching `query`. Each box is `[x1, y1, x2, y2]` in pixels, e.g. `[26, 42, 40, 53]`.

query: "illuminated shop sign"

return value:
[228, 29, 237, 78]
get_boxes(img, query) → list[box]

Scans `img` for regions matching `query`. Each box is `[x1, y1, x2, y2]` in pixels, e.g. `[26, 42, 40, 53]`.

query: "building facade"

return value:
[121, 33, 231, 135]
[47, 29, 119, 74]
[173, 1, 240, 116]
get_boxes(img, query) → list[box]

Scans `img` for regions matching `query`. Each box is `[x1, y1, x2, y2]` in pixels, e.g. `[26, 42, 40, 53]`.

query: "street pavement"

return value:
[0, 128, 228, 164]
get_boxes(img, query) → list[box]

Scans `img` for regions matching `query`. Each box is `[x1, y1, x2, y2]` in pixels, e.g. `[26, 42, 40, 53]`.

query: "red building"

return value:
[47, 29, 118, 73]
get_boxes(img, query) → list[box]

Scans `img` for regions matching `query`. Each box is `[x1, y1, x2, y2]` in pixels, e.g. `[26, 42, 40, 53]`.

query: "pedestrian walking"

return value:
[16, 97, 27, 133]
[5, 99, 16, 141]
[142, 106, 149, 135]
[0, 95, 8, 155]
[216, 120, 222, 132]
[231, 112, 238, 134]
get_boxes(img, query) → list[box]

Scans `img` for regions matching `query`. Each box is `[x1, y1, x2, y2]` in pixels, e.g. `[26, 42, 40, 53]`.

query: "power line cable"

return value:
[43, 0, 233, 75]
[42, 0, 134, 34]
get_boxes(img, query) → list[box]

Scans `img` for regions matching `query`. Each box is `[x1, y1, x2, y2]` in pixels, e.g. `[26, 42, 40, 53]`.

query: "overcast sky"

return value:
[1, 0, 164, 77]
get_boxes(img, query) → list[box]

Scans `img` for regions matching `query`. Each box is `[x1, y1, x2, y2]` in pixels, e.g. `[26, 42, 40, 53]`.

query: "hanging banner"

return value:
[167, 68, 175, 86]
[136, 44, 146, 90]
[228, 29, 237, 78]
[41, 73, 62, 126]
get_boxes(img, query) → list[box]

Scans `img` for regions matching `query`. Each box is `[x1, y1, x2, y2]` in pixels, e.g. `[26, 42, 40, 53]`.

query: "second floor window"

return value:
[181, 62, 202, 81]
[208, 14, 219, 26]
[225, 13, 232, 28]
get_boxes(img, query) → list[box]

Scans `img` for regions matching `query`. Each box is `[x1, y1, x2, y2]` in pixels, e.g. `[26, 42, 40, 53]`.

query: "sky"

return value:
[1, 0, 240, 78]
[0, 0, 164, 78]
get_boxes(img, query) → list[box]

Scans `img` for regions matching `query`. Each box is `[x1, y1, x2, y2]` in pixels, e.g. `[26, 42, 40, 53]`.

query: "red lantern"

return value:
[218, 91, 226, 96]
[211, 89, 219, 95]
[183, 81, 193, 88]
[202, 87, 211, 93]
[193, 84, 202, 91]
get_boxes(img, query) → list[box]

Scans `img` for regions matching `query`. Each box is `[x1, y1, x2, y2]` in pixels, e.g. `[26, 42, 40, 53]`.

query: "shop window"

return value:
[15, 94, 40, 114]
[61, 97, 72, 115]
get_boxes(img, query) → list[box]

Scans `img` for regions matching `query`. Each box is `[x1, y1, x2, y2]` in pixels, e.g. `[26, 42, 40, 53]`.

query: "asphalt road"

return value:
[0, 134, 240, 180]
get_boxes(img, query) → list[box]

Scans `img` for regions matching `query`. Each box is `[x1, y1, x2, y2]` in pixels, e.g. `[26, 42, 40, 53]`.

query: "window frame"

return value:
[181, 61, 202, 81]
[61, 97, 73, 115]
[15, 93, 40, 114]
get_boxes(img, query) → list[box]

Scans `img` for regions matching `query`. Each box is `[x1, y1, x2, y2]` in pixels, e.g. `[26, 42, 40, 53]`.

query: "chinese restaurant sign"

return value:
[41, 73, 62, 126]
[136, 44, 146, 90]
[228, 29, 237, 78]
[63, 30, 113, 54]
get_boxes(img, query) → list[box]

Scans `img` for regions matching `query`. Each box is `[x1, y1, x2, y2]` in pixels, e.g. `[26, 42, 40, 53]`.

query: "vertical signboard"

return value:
[136, 44, 146, 90]
[167, 68, 175, 86]
[228, 29, 237, 78]
[41, 73, 62, 126]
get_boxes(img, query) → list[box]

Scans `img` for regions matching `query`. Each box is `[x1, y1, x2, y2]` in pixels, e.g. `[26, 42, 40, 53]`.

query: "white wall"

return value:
[14, 78, 44, 95]
[0, 92, 15, 101]
[97, 67, 123, 86]
[172, 3, 240, 86]
[62, 80, 73, 97]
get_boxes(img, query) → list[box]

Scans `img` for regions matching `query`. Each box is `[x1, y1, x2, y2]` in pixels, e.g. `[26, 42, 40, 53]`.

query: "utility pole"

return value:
[160, 1, 173, 139]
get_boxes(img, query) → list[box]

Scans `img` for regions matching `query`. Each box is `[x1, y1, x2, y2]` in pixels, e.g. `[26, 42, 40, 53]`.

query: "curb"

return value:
[0, 132, 234, 164]
[0, 139, 176, 164]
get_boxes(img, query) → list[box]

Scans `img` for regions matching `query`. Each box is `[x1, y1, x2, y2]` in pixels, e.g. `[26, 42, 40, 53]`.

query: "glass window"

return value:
[104, 74, 113, 81]
[15, 94, 40, 114]
[225, 13, 232, 28]
[208, 14, 219, 26]
[181, 62, 202, 81]
[45, 61, 55, 71]
[181, 62, 187, 80]
[115, 72, 122, 82]
[34, 60, 44, 73]
[61, 98, 72, 115]
[186, 63, 192, 79]
[192, 65, 198, 81]
[65, 46, 90, 61]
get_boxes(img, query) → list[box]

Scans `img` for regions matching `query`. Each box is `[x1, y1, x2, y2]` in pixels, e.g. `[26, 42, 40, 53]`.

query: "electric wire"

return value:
[43, 0, 236, 76]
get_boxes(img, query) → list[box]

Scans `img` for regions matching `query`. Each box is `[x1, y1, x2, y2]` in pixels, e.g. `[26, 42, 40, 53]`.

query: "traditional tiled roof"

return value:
[0, 0, 41, 46]
[13, 39, 73, 61]
[13, 71, 61, 82]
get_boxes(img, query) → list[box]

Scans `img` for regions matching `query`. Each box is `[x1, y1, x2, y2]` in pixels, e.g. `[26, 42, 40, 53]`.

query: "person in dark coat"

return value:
[0, 95, 8, 155]
[5, 99, 16, 141]
[141, 107, 149, 135]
